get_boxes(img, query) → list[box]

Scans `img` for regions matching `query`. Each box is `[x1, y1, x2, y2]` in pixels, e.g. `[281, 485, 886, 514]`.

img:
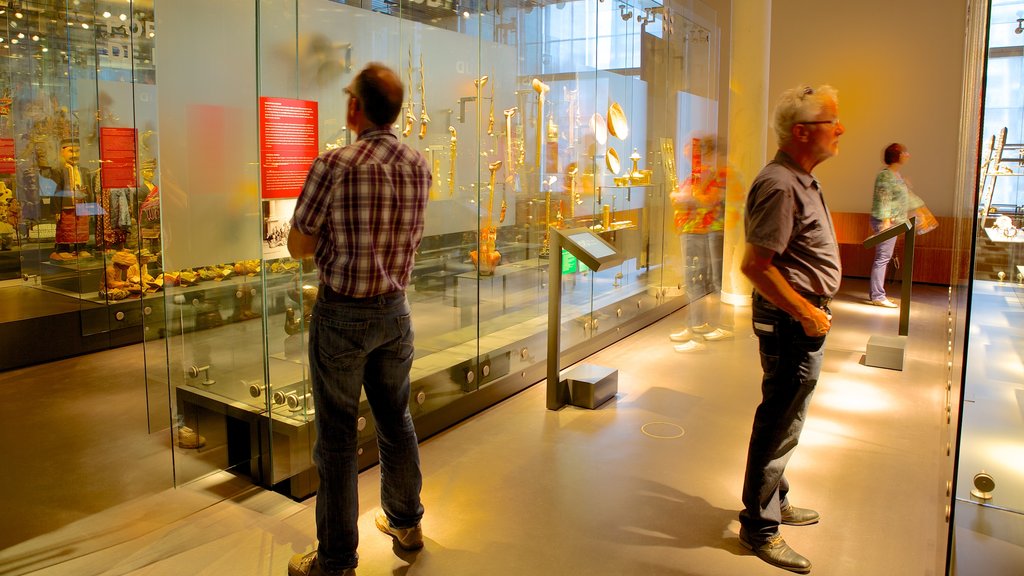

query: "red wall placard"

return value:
[0, 138, 14, 175]
[99, 127, 138, 189]
[259, 97, 318, 199]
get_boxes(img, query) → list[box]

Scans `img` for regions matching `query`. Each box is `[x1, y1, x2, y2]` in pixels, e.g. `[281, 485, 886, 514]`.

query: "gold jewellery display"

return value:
[504, 107, 518, 182]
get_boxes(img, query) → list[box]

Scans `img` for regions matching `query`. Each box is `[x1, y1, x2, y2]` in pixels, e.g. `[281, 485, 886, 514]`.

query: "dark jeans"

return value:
[309, 289, 424, 571]
[739, 293, 826, 541]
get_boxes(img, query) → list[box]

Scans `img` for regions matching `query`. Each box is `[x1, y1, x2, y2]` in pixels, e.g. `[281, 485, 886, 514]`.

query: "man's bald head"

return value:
[347, 62, 404, 127]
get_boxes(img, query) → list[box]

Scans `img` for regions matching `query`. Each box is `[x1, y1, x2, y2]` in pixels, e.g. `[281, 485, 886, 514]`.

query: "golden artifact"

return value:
[503, 107, 518, 182]
[418, 54, 430, 139]
[590, 112, 608, 146]
[564, 87, 579, 152]
[607, 102, 629, 140]
[546, 113, 559, 173]
[285, 284, 319, 335]
[531, 78, 550, 170]
[403, 48, 416, 138]
[448, 126, 458, 197]
[100, 250, 142, 298]
[606, 147, 621, 175]
[660, 138, 678, 192]
[602, 204, 612, 229]
[499, 199, 507, 223]
[568, 164, 580, 218]
[487, 80, 496, 136]
[471, 160, 503, 275]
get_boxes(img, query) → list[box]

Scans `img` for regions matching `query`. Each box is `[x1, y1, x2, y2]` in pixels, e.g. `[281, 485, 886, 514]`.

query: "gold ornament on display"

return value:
[503, 107, 518, 182]
[418, 54, 430, 139]
[403, 48, 416, 138]
[448, 126, 457, 197]
[531, 78, 550, 170]
[472, 160, 504, 275]
[606, 147, 621, 175]
[564, 86, 579, 152]
[607, 101, 629, 140]
[487, 80, 496, 136]
[568, 164, 580, 218]
[590, 112, 608, 146]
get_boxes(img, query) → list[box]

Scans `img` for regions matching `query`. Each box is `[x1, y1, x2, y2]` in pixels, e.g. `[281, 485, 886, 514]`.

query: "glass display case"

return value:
[2, 0, 724, 497]
[952, 0, 1024, 547]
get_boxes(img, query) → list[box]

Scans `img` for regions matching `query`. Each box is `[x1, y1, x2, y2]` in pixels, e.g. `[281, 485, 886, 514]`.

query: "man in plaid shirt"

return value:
[288, 62, 431, 576]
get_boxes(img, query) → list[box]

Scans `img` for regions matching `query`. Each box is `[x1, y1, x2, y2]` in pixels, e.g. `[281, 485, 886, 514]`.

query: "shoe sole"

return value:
[738, 536, 812, 574]
[782, 516, 819, 526]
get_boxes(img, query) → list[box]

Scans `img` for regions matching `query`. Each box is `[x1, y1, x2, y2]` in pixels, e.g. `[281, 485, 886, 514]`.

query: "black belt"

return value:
[320, 285, 403, 303]
[753, 290, 832, 309]
[797, 291, 832, 308]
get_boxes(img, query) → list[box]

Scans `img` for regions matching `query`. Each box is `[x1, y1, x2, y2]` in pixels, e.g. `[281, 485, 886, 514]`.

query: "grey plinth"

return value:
[866, 334, 907, 371]
[564, 364, 618, 409]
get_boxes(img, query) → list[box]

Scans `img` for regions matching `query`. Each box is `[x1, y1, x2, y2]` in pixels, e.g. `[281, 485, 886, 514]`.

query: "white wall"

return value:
[769, 0, 968, 216]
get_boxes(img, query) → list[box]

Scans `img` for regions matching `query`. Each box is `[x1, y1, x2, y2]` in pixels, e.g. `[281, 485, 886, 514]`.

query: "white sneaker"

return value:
[673, 340, 707, 352]
[703, 328, 734, 341]
[669, 328, 695, 342]
[691, 322, 714, 334]
[870, 298, 898, 308]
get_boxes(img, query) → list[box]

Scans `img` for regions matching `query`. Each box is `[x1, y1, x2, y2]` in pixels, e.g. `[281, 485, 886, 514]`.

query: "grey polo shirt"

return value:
[745, 150, 842, 297]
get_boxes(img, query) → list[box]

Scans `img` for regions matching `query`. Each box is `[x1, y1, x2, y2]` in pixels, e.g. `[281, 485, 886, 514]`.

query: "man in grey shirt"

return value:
[738, 85, 844, 574]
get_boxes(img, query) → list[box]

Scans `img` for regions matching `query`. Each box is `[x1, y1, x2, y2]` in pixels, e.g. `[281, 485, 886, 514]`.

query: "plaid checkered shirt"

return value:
[292, 128, 431, 298]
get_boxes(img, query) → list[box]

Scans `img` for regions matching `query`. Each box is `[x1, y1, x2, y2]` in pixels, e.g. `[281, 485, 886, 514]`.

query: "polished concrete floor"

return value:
[0, 279, 996, 575]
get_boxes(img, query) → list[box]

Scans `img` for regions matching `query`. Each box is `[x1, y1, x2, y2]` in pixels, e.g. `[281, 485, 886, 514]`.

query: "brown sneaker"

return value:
[739, 530, 811, 574]
[287, 551, 354, 576]
[375, 510, 423, 550]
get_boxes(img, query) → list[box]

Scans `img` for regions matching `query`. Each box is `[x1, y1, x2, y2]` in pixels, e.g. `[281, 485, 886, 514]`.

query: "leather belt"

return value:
[753, 290, 832, 309]
[797, 291, 832, 308]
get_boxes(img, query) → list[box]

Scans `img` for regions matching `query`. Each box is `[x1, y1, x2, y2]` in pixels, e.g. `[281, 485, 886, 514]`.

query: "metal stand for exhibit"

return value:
[546, 228, 624, 410]
[861, 217, 916, 370]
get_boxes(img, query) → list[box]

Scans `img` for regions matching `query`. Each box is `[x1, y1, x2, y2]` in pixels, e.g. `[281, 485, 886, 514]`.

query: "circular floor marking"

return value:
[641, 421, 685, 439]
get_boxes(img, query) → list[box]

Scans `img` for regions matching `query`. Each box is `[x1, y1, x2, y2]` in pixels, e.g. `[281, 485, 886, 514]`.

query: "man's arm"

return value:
[740, 242, 831, 337]
[288, 226, 318, 260]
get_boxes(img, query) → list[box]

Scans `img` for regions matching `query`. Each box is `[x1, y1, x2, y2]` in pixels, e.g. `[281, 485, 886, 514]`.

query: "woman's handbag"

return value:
[907, 191, 938, 235]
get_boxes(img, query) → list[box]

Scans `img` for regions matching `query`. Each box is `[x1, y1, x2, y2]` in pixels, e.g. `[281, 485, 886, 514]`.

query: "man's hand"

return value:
[288, 226, 318, 260]
[741, 242, 832, 338]
[798, 304, 831, 338]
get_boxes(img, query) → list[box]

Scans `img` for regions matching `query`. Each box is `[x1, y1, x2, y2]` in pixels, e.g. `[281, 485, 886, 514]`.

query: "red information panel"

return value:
[99, 127, 138, 189]
[260, 97, 318, 199]
[0, 138, 14, 175]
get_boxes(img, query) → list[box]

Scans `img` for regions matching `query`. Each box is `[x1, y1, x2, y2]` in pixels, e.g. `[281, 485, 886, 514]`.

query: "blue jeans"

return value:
[739, 293, 825, 541]
[869, 217, 896, 302]
[309, 289, 424, 572]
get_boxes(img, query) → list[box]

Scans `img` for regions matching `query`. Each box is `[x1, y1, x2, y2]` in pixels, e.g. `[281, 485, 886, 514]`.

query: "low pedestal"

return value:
[866, 334, 907, 371]
[564, 364, 618, 409]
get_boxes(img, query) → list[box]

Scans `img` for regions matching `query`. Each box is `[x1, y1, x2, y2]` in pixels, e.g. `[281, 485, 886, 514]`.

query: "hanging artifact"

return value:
[487, 79, 496, 136]
[606, 147, 621, 175]
[403, 48, 416, 137]
[448, 126, 457, 197]
[546, 113, 559, 173]
[532, 78, 550, 171]
[419, 54, 430, 139]
[590, 112, 608, 146]
[564, 87, 579, 153]
[568, 164, 580, 218]
[503, 107, 518, 182]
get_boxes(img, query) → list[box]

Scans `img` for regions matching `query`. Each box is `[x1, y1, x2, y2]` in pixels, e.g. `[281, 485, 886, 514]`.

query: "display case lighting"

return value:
[16, 32, 24, 39]
[119, 14, 127, 22]
[102, 11, 111, 19]
[41, 46, 47, 52]
[31, 34, 39, 41]
[1015, 18, 1024, 35]
[81, 23, 89, 29]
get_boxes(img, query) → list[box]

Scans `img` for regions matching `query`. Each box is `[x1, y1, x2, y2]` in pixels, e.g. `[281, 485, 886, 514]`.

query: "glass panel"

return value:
[958, 0, 1024, 520]
[155, 0, 267, 485]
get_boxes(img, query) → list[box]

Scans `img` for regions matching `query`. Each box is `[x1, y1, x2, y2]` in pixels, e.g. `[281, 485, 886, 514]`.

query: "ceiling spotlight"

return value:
[619, 4, 632, 21]
[102, 11, 111, 19]
[1015, 18, 1024, 34]
[119, 14, 128, 22]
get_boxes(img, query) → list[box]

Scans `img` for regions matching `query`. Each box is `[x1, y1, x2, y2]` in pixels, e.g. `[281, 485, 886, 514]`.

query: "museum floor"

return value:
[0, 278, 1021, 575]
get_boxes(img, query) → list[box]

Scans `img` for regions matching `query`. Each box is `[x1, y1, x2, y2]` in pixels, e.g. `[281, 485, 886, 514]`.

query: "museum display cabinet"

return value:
[0, 0, 723, 497]
[948, 0, 1024, 561]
